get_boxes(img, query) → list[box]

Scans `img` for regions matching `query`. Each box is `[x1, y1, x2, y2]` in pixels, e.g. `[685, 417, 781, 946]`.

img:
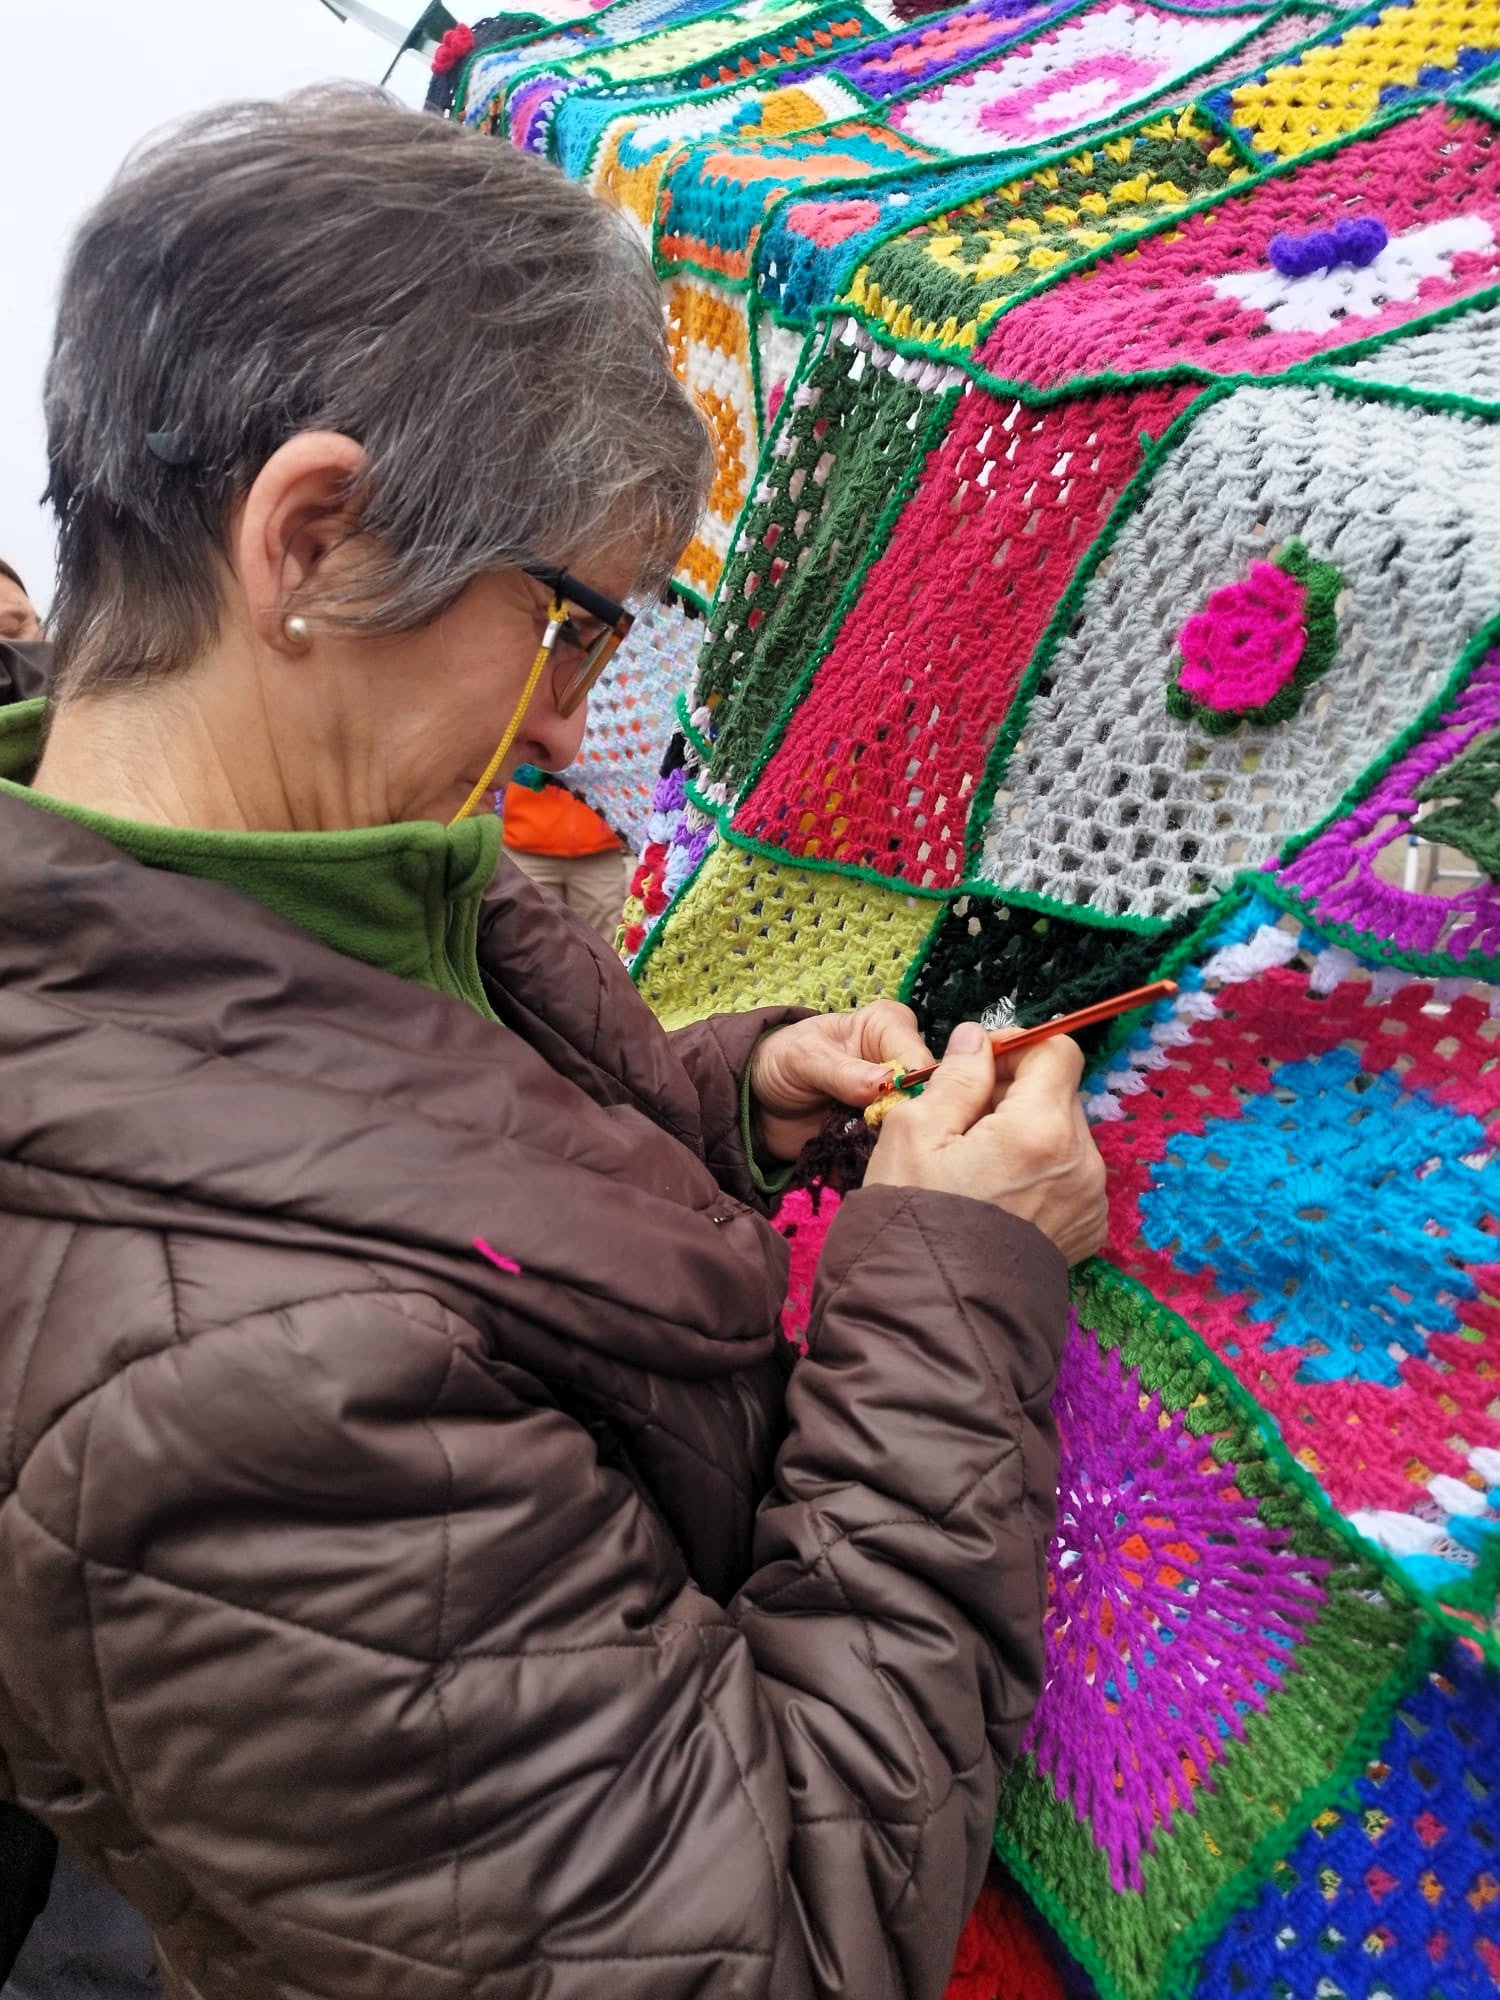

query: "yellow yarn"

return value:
[447, 601, 562, 827]
[863, 1088, 902, 1129]
[634, 840, 937, 1028]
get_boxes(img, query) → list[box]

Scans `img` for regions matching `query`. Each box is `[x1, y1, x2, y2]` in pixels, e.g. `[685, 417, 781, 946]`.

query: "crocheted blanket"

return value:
[443, 2, 1500, 1993]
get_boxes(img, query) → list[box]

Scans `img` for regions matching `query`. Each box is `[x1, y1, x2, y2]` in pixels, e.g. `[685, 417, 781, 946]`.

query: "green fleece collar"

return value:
[0, 700, 501, 1019]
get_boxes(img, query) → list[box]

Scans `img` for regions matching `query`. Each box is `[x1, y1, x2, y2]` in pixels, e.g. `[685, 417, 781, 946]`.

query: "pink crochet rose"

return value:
[1176, 560, 1308, 711]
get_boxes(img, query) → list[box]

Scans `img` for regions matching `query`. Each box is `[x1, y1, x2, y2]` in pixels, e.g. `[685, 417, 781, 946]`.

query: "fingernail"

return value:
[949, 1021, 985, 1054]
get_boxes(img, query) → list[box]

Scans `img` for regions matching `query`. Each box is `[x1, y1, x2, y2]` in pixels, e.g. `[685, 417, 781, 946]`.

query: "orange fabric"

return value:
[502, 782, 620, 858]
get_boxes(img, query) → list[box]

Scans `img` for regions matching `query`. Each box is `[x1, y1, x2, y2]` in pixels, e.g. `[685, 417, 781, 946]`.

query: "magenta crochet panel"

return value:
[978, 106, 1500, 389]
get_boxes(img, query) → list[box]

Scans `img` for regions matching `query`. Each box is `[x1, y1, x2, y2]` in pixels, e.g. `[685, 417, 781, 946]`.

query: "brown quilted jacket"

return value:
[0, 790, 1066, 2000]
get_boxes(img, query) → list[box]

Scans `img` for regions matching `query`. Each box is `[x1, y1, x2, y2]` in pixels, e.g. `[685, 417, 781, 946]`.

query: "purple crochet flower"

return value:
[1267, 216, 1389, 277]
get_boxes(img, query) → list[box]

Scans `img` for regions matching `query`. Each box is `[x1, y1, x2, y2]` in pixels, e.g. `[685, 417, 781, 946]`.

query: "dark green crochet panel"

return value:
[696, 334, 952, 789]
[905, 892, 1199, 1054]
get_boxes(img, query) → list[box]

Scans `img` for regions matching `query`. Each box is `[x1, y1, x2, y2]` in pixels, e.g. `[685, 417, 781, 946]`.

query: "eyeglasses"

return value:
[521, 563, 634, 719]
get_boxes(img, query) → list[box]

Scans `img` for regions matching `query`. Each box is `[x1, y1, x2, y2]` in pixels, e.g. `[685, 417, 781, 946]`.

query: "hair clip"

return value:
[145, 429, 196, 467]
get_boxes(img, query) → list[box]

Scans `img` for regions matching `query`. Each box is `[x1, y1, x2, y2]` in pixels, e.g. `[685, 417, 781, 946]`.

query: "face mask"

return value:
[0, 639, 52, 704]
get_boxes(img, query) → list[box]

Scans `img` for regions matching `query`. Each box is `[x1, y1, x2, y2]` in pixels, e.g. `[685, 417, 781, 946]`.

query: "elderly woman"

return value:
[0, 90, 1104, 2000]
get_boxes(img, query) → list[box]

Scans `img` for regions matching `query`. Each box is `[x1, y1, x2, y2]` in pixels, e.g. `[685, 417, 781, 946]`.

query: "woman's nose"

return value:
[533, 697, 590, 773]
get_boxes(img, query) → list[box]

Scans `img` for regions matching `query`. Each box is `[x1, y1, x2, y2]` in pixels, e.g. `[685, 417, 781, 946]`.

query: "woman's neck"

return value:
[34, 660, 382, 834]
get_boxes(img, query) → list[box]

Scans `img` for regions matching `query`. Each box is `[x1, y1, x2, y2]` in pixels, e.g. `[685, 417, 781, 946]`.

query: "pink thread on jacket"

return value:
[474, 1236, 522, 1275]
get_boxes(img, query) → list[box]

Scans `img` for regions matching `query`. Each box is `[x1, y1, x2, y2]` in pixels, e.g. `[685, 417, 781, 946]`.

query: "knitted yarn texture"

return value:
[444, 1, 1500, 1992]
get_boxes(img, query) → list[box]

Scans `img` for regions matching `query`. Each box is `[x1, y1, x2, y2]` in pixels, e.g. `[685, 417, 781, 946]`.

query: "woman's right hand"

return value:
[864, 1020, 1108, 1264]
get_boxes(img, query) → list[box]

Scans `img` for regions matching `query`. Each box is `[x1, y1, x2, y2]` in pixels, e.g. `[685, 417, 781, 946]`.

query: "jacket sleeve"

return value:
[2, 1191, 1064, 2000]
[666, 1007, 812, 1203]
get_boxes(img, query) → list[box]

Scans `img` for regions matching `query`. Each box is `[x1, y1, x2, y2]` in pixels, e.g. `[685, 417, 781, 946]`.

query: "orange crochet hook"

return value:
[878, 978, 1179, 1097]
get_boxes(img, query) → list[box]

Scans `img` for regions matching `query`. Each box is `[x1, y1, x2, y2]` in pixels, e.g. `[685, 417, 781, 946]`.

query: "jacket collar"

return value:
[0, 701, 501, 1019]
[0, 782, 786, 1381]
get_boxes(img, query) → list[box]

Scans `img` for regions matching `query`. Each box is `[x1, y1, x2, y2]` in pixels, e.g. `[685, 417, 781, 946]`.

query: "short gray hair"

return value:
[44, 86, 710, 697]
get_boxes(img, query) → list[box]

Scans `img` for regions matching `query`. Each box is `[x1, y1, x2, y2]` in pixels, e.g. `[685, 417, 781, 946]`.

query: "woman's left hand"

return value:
[749, 1002, 934, 1164]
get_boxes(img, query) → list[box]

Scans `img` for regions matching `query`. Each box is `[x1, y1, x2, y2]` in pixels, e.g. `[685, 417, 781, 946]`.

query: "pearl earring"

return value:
[284, 614, 311, 646]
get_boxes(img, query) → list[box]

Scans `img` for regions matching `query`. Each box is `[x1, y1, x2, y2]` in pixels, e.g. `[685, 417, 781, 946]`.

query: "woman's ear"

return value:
[231, 432, 371, 655]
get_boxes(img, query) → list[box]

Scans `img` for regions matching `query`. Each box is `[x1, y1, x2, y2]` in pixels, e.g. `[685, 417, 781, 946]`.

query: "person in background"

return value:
[0, 561, 49, 703]
[0, 561, 42, 644]
[501, 766, 630, 941]
[0, 559, 159, 2000]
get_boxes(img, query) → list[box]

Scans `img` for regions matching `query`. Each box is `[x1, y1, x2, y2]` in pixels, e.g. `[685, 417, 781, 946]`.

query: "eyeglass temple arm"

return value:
[521, 563, 632, 635]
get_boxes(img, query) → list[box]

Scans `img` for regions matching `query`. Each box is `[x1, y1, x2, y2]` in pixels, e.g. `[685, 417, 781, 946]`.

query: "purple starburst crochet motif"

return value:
[1022, 1326, 1329, 1890]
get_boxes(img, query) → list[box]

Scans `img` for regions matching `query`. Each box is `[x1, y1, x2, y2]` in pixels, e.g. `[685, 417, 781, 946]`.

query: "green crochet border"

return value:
[651, 369, 1500, 984]
[1257, 871, 1500, 981]
[990, 1268, 1444, 2000]
[818, 94, 1485, 401]
[960, 373, 1500, 888]
[831, 113, 1253, 359]
[1271, 593, 1500, 870]
[1254, 605, 1500, 981]
[1302, 276, 1500, 388]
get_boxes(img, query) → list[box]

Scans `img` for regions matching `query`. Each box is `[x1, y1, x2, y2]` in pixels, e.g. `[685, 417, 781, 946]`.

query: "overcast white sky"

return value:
[0, 0, 429, 611]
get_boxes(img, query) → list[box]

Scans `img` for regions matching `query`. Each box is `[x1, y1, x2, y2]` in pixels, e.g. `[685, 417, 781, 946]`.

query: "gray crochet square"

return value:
[974, 382, 1500, 919]
[1322, 296, 1500, 403]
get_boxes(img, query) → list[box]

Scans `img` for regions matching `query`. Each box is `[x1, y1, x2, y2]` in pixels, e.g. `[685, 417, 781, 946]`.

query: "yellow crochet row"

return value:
[636, 840, 937, 1027]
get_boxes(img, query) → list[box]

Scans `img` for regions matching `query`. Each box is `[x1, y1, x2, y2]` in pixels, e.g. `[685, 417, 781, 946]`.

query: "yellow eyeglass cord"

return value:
[447, 599, 564, 827]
